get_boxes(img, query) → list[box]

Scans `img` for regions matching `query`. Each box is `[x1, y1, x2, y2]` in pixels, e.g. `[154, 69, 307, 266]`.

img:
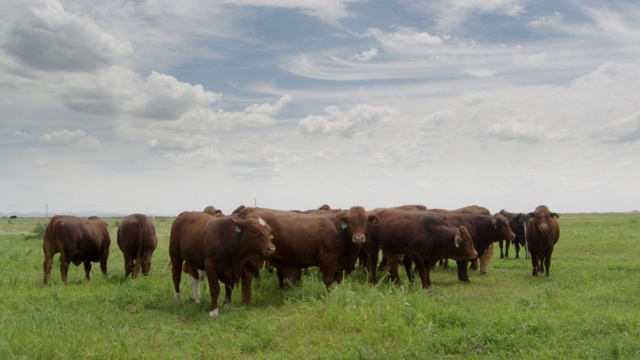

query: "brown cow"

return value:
[428, 212, 515, 282]
[368, 208, 477, 288]
[526, 205, 560, 277]
[169, 211, 276, 316]
[117, 214, 158, 278]
[233, 206, 379, 288]
[43, 215, 111, 285]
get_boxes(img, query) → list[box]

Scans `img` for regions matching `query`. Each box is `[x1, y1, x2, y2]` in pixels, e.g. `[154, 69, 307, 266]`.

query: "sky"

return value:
[1, 0, 639, 216]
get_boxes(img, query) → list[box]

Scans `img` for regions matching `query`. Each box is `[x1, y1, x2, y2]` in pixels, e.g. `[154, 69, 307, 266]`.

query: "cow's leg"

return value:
[83, 260, 92, 281]
[191, 270, 205, 303]
[224, 283, 233, 306]
[412, 257, 431, 289]
[530, 254, 538, 276]
[469, 259, 479, 270]
[171, 258, 183, 302]
[43, 252, 54, 285]
[241, 268, 255, 304]
[498, 240, 505, 258]
[141, 251, 153, 276]
[99, 249, 109, 277]
[368, 249, 379, 284]
[124, 255, 134, 278]
[205, 266, 221, 317]
[544, 251, 553, 277]
[514, 242, 520, 259]
[402, 256, 414, 282]
[504, 240, 510, 258]
[387, 255, 402, 284]
[456, 260, 470, 282]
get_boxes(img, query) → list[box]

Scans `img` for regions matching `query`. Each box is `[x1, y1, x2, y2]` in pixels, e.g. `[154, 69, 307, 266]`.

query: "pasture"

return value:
[1, 213, 639, 359]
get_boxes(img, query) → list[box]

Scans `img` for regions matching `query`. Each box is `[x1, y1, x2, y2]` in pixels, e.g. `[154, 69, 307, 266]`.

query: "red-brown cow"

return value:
[117, 214, 158, 278]
[233, 206, 379, 288]
[368, 208, 477, 289]
[43, 215, 111, 285]
[526, 205, 560, 277]
[169, 211, 276, 316]
[428, 212, 515, 282]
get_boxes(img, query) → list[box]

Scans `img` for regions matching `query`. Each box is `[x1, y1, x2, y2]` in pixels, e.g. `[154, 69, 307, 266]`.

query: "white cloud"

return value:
[244, 94, 293, 116]
[528, 12, 562, 29]
[2, 0, 132, 72]
[299, 104, 400, 138]
[465, 68, 497, 78]
[512, 53, 546, 68]
[425, 0, 527, 29]
[350, 48, 379, 62]
[486, 118, 543, 143]
[367, 27, 443, 56]
[39, 129, 102, 150]
[600, 111, 640, 143]
[224, 0, 358, 24]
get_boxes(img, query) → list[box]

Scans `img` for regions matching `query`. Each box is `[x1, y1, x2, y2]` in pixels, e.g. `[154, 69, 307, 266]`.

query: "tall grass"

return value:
[1, 213, 639, 359]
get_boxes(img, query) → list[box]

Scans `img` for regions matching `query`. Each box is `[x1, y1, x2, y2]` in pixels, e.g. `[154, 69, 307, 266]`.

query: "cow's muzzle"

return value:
[352, 234, 366, 244]
[538, 223, 549, 233]
[263, 244, 276, 256]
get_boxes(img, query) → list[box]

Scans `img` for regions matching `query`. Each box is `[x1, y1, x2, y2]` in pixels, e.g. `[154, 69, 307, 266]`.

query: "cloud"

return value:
[2, 0, 132, 72]
[600, 111, 640, 144]
[224, 0, 358, 24]
[512, 53, 546, 68]
[299, 104, 400, 138]
[366, 142, 423, 167]
[60, 67, 220, 120]
[420, 0, 527, 29]
[464, 68, 496, 78]
[367, 27, 443, 56]
[528, 12, 562, 29]
[39, 129, 102, 150]
[243, 94, 293, 116]
[486, 118, 543, 143]
[350, 48, 379, 62]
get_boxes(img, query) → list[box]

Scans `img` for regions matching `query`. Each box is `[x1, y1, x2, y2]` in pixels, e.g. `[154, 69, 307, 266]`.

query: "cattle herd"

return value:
[41, 204, 560, 316]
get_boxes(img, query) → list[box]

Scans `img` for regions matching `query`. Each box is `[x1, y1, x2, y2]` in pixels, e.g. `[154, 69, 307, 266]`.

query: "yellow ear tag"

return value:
[269, 235, 274, 240]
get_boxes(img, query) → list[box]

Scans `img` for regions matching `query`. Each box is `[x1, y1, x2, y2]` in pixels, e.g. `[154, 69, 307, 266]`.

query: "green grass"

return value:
[1, 213, 639, 359]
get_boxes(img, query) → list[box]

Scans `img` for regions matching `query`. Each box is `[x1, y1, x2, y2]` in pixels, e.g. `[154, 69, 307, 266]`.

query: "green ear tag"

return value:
[235, 225, 241, 233]
[529, 217, 535, 222]
[341, 222, 348, 230]
[455, 242, 460, 248]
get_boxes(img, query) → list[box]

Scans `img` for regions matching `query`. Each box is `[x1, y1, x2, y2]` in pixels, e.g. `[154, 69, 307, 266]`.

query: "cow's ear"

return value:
[335, 216, 348, 229]
[368, 215, 381, 226]
[229, 216, 250, 231]
[551, 212, 559, 219]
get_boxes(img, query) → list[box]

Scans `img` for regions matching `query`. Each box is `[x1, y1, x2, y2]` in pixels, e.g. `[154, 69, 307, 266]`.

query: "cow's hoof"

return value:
[173, 293, 180, 303]
[209, 308, 219, 317]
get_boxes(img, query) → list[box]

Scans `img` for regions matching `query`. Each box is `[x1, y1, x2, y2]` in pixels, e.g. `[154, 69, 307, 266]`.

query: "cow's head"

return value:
[527, 205, 559, 233]
[453, 225, 478, 260]
[335, 206, 380, 245]
[231, 216, 277, 257]
[492, 213, 516, 241]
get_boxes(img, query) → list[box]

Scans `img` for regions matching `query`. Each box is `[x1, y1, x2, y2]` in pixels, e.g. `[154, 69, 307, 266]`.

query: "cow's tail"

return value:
[134, 215, 144, 277]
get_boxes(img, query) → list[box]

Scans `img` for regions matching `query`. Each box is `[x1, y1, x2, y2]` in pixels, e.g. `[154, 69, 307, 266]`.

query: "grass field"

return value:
[1, 213, 639, 359]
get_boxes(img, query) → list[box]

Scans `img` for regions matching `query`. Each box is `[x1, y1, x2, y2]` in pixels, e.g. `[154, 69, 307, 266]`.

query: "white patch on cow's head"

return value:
[258, 217, 266, 226]
[209, 308, 219, 317]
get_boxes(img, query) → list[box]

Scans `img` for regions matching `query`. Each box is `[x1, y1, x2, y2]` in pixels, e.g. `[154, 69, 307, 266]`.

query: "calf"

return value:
[43, 215, 111, 285]
[526, 205, 560, 277]
[169, 212, 276, 316]
[117, 214, 158, 278]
